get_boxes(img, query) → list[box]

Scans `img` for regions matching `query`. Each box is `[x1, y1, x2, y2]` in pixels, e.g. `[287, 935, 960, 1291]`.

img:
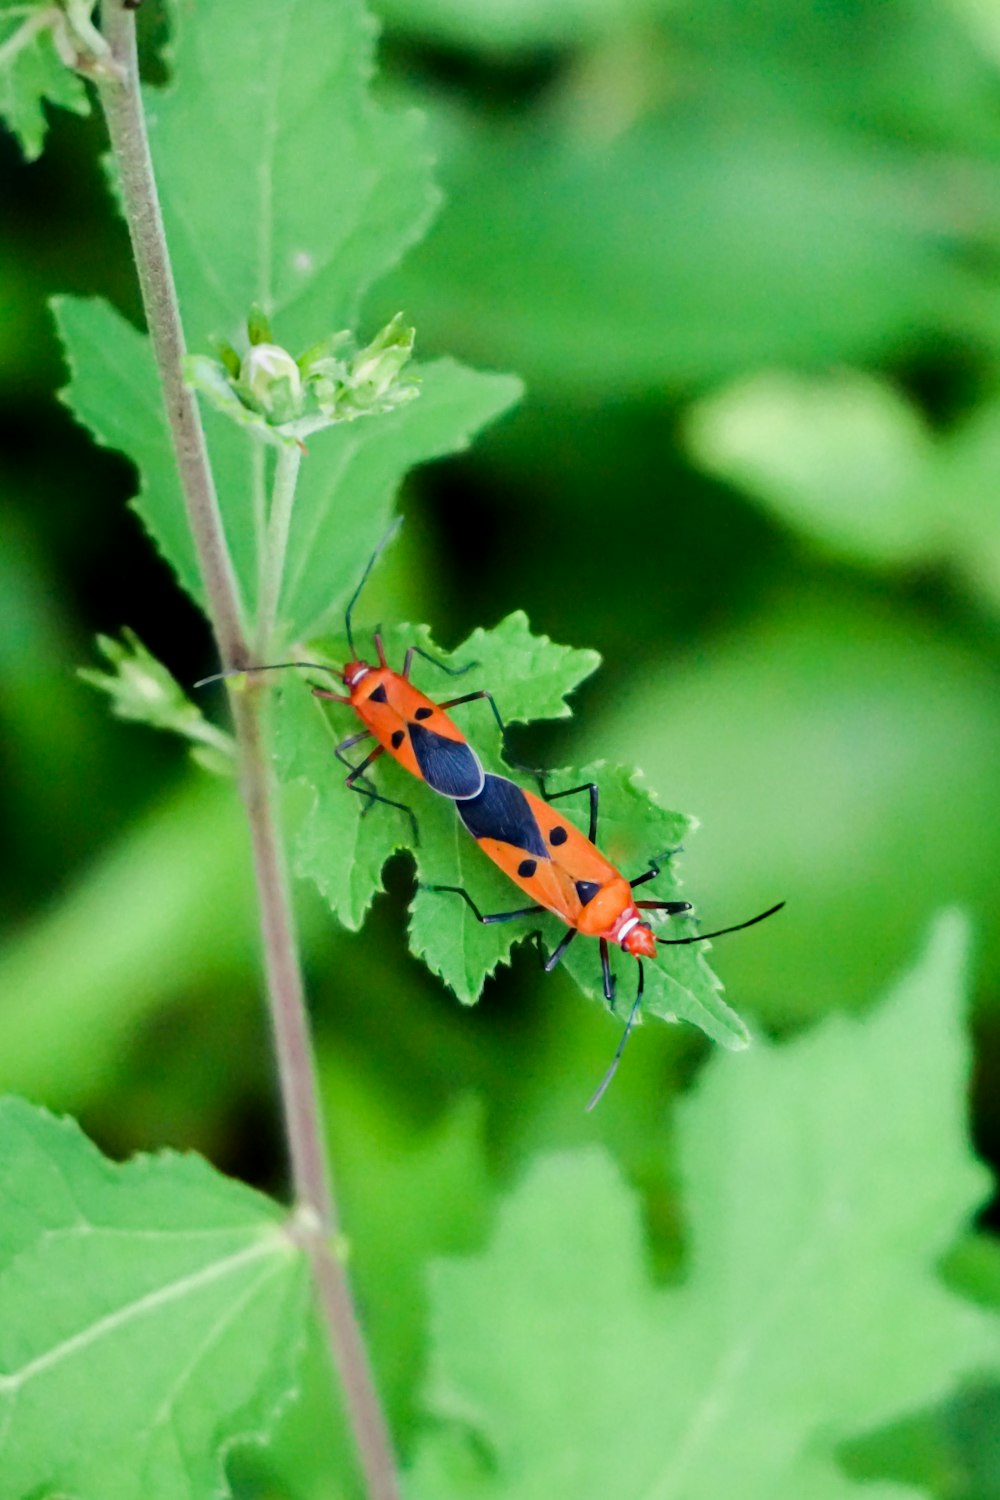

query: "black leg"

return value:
[586, 959, 644, 1112]
[403, 645, 476, 679]
[629, 848, 683, 889]
[541, 926, 577, 972]
[636, 900, 692, 916]
[342, 744, 419, 843]
[600, 938, 616, 1010]
[333, 728, 374, 762]
[426, 884, 544, 924]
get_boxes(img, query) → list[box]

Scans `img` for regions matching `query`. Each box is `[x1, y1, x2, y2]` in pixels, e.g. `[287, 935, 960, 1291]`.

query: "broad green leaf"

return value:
[154, 0, 434, 356]
[281, 360, 522, 640]
[53, 295, 201, 606]
[409, 914, 999, 1500]
[0, 1096, 309, 1500]
[0, 0, 90, 161]
[55, 0, 521, 636]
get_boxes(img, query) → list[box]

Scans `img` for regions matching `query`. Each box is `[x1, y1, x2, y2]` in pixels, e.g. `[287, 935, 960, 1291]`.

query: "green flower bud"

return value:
[238, 343, 303, 424]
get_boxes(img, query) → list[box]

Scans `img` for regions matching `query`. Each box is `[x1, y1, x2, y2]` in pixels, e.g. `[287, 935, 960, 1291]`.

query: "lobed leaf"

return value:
[409, 913, 999, 1500]
[0, 1096, 309, 1500]
[0, 0, 90, 162]
[273, 616, 599, 935]
[54, 0, 522, 639]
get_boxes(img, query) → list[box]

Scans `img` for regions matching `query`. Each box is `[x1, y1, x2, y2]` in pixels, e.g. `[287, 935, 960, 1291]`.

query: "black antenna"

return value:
[655, 901, 785, 946]
[193, 660, 336, 690]
[345, 516, 403, 659]
[586, 961, 645, 1112]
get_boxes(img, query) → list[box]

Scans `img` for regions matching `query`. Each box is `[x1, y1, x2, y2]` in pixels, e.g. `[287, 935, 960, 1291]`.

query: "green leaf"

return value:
[409, 913, 999, 1500]
[272, 613, 743, 1046]
[281, 360, 522, 640]
[53, 295, 201, 606]
[0, 0, 90, 162]
[54, 0, 521, 636]
[685, 370, 941, 568]
[686, 371, 1000, 618]
[154, 0, 434, 356]
[273, 615, 599, 932]
[0, 1096, 309, 1500]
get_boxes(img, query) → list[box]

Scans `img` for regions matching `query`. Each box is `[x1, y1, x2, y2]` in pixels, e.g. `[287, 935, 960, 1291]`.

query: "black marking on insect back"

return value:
[575, 880, 601, 906]
[457, 774, 549, 857]
[369, 683, 388, 705]
[410, 722, 485, 799]
[549, 826, 568, 846]
[414, 706, 433, 720]
[518, 859, 537, 878]
[391, 729, 405, 750]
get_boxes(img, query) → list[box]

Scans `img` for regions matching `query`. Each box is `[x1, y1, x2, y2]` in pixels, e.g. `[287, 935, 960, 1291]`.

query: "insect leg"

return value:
[403, 645, 476, 679]
[425, 884, 544, 923]
[312, 687, 353, 705]
[600, 938, 616, 1010]
[343, 744, 419, 844]
[629, 848, 684, 889]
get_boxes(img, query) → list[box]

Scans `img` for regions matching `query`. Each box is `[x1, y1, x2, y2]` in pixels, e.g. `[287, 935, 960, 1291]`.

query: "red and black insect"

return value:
[198, 523, 517, 839]
[431, 772, 783, 1107]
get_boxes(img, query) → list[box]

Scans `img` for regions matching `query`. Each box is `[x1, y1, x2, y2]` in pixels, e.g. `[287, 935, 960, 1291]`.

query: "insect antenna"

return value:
[655, 901, 785, 946]
[586, 961, 644, 1112]
[194, 660, 337, 689]
[345, 516, 404, 659]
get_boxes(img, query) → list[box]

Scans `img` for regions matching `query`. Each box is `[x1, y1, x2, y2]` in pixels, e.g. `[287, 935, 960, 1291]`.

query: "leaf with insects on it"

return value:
[409, 914, 999, 1500]
[407, 758, 746, 1045]
[273, 616, 599, 937]
[0, 1096, 309, 1500]
[0, 0, 91, 162]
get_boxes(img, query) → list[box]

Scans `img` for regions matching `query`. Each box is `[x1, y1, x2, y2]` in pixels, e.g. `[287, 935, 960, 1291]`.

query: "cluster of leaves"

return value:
[1, 917, 996, 1497]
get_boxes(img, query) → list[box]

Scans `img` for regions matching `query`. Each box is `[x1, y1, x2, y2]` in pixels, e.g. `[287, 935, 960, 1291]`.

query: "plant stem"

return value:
[256, 442, 302, 658]
[96, 7, 401, 1496]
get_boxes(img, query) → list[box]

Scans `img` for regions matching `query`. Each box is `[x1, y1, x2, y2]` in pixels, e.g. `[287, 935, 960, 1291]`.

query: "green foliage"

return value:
[686, 371, 1000, 616]
[79, 627, 235, 772]
[55, 0, 522, 635]
[0, 0, 92, 160]
[0, 1096, 309, 1499]
[408, 914, 998, 1500]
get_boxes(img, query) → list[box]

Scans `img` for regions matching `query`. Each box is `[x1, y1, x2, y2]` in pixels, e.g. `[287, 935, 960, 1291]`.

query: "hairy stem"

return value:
[96, 7, 400, 1496]
[256, 442, 303, 658]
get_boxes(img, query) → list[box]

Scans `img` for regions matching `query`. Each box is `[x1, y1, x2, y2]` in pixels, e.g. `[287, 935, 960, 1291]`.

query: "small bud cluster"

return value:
[185, 308, 419, 448]
[79, 630, 235, 775]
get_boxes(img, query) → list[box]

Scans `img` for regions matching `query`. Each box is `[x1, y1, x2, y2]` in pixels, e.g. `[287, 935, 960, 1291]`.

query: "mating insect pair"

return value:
[200, 524, 783, 1105]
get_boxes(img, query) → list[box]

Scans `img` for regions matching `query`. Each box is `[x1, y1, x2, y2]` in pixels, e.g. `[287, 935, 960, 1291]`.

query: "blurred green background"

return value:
[3, 0, 1000, 1487]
